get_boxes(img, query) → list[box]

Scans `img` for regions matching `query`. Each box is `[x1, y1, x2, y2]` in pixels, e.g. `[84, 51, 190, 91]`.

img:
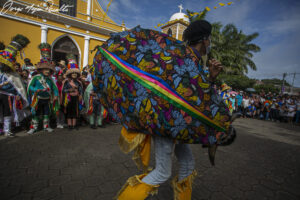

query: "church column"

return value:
[176, 23, 179, 40]
[41, 25, 48, 43]
[83, 36, 90, 68]
[87, 0, 91, 21]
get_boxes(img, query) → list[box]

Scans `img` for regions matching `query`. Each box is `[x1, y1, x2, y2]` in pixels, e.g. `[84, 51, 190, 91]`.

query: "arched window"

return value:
[59, 0, 77, 17]
[167, 28, 172, 36]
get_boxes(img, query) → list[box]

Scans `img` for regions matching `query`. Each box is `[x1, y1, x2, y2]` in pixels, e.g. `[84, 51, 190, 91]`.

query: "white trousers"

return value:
[142, 136, 195, 185]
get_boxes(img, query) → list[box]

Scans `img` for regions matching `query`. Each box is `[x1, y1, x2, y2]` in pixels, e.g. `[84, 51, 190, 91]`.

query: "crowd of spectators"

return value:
[217, 88, 300, 125]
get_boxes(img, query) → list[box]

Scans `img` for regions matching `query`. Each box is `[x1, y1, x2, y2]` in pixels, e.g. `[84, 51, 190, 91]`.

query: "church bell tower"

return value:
[161, 4, 190, 41]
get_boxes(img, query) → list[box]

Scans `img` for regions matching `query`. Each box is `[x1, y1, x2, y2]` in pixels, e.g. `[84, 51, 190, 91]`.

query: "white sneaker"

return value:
[44, 128, 54, 133]
[27, 129, 37, 134]
[4, 132, 15, 137]
[57, 124, 64, 129]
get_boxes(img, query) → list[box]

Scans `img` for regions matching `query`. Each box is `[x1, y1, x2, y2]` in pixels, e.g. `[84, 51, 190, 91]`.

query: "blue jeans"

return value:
[296, 111, 300, 123]
[142, 136, 195, 185]
[265, 112, 270, 120]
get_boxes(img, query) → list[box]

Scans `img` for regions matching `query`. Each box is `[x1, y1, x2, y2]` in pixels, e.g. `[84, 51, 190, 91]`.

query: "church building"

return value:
[0, 0, 125, 68]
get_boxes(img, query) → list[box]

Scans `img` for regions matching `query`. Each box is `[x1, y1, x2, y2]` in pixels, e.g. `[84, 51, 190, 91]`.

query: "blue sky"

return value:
[99, 0, 300, 87]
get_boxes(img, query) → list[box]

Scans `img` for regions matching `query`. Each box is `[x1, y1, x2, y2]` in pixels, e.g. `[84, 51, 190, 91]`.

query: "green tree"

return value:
[261, 78, 290, 87]
[186, 10, 261, 75]
[216, 74, 256, 90]
[254, 84, 280, 94]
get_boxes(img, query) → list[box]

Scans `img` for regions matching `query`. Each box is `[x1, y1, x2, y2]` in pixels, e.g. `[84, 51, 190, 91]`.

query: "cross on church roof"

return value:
[178, 4, 183, 13]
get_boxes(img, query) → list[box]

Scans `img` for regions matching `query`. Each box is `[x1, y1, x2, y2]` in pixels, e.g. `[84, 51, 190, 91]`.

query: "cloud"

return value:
[119, 0, 140, 13]
[248, 32, 300, 86]
[97, 0, 121, 19]
[264, 12, 300, 38]
[207, 0, 254, 26]
[98, 0, 147, 28]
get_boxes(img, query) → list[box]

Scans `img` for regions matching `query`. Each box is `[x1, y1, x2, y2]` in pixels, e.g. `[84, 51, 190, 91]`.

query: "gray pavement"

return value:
[0, 118, 299, 200]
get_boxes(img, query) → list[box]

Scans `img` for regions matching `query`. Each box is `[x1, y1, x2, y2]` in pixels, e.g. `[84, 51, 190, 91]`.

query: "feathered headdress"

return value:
[36, 43, 54, 72]
[38, 43, 52, 63]
[0, 34, 30, 71]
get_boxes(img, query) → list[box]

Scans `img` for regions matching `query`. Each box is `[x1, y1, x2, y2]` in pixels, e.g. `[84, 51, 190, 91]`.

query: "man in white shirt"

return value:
[242, 95, 250, 117]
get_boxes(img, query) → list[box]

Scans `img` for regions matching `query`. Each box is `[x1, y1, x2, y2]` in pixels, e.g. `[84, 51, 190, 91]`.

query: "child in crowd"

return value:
[247, 103, 256, 118]
[62, 54, 83, 130]
[261, 103, 271, 120]
[84, 83, 106, 129]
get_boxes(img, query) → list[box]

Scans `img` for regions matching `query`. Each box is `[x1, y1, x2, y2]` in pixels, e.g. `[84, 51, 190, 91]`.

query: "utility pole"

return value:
[291, 72, 296, 94]
[281, 73, 287, 95]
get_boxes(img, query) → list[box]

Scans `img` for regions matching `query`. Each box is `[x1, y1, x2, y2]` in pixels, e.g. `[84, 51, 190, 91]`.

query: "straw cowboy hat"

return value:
[221, 83, 231, 91]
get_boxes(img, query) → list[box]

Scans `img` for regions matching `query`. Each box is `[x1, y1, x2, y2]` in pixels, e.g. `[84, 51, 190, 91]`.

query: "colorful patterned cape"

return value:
[27, 74, 60, 115]
[92, 26, 231, 144]
[0, 72, 29, 124]
[0, 72, 28, 105]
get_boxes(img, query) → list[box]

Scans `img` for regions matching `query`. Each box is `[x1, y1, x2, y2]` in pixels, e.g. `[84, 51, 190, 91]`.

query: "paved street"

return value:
[0, 118, 299, 200]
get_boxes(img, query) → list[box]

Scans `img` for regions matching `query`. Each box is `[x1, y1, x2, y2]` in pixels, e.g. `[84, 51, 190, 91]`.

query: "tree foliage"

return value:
[254, 84, 280, 94]
[186, 9, 208, 22]
[216, 74, 256, 90]
[186, 10, 261, 75]
[261, 78, 291, 87]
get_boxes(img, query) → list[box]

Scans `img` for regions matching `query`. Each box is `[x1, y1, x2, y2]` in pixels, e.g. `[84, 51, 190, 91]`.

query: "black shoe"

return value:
[68, 126, 73, 130]
[219, 125, 236, 146]
[90, 125, 97, 129]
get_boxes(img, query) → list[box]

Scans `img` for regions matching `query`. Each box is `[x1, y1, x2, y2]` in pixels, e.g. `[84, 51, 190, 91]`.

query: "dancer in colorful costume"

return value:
[220, 83, 233, 113]
[27, 43, 59, 134]
[61, 54, 83, 130]
[84, 83, 107, 129]
[92, 20, 235, 200]
[0, 35, 30, 137]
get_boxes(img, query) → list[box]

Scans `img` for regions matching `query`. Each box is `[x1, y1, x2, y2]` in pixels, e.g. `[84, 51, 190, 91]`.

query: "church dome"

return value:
[169, 12, 189, 23]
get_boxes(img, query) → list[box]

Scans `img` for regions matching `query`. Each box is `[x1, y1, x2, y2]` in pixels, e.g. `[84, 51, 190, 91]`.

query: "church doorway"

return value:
[51, 35, 81, 68]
